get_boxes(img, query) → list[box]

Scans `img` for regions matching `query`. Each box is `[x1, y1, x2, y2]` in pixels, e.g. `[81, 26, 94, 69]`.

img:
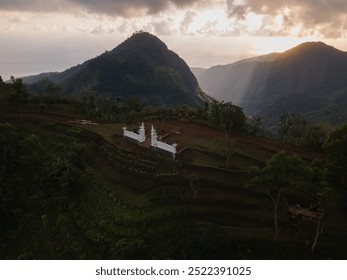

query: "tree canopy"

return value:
[248, 151, 304, 241]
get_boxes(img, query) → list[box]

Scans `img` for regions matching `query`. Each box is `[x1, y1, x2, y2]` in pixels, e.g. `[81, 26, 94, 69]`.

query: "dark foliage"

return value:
[196, 42, 347, 127]
[24, 32, 212, 107]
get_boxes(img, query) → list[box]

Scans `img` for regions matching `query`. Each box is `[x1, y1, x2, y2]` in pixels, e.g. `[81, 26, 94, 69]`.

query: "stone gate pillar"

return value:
[151, 125, 158, 148]
[139, 122, 146, 143]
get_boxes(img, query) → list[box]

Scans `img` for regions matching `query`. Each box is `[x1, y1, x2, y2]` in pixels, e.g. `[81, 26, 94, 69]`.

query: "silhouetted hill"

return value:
[24, 32, 212, 106]
[196, 42, 347, 126]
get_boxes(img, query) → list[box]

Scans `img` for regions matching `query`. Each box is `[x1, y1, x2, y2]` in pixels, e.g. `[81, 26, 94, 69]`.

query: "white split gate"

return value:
[122, 122, 177, 159]
[150, 125, 177, 159]
[122, 122, 146, 143]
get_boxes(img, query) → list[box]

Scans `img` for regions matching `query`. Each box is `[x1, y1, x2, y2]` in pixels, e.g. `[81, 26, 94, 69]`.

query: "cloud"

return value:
[0, 0, 207, 17]
[197, 20, 220, 36]
[8, 14, 28, 23]
[151, 17, 177, 36]
[71, 0, 200, 16]
[2, 0, 346, 39]
[0, 0, 74, 13]
[226, 0, 347, 38]
[90, 24, 115, 35]
[179, 11, 197, 35]
[63, 25, 73, 32]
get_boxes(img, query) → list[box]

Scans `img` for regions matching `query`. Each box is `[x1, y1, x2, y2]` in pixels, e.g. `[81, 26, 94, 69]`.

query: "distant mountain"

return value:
[24, 32, 212, 106]
[190, 67, 207, 77]
[196, 42, 347, 126]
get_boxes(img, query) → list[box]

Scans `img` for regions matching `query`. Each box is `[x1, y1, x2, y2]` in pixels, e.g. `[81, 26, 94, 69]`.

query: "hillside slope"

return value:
[24, 32, 212, 106]
[196, 42, 347, 126]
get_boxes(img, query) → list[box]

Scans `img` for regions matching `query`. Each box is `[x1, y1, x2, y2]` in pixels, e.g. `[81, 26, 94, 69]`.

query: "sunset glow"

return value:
[251, 36, 317, 56]
[1, 1, 347, 79]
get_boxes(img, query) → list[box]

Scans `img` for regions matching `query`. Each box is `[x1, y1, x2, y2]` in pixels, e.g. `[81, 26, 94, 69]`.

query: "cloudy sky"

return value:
[1, 0, 347, 79]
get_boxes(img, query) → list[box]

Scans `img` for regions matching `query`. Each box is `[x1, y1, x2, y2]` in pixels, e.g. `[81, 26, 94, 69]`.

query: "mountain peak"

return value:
[25, 32, 211, 106]
[195, 41, 347, 127]
[278, 41, 344, 60]
[112, 31, 168, 55]
[294, 41, 328, 49]
[128, 31, 165, 43]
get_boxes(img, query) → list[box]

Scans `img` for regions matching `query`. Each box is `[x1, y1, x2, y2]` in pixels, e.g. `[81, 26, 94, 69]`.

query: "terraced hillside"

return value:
[1, 111, 346, 259]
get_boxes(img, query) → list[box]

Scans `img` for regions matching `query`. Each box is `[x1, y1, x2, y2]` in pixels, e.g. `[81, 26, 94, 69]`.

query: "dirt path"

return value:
[150, 119, 325, 160]
[230, 132, 326, 160]
[1, 111, 82, 126]
[2, 113, 325, 161]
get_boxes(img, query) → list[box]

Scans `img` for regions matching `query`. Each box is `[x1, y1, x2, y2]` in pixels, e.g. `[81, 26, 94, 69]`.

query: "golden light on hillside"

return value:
[251, 36, 315, 55]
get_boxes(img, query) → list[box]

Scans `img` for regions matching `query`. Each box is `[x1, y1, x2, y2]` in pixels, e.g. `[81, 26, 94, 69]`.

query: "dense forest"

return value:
[1, 77, 347, 259]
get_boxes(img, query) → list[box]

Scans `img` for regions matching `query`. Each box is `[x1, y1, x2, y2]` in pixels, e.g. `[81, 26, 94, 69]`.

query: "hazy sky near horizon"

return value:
[1, 0, 347, 79]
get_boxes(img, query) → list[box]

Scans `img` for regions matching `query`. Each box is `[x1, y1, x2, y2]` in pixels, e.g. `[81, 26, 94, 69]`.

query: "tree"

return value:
[224, 132, 234, 170]
[0, 123, 19, 204]
[248, 151, 304, 241]
[0, 75, 5, 94]
[210, 102, 220, 124]
[112, 96, 122, 121]
[8, 77, 30, 121]
[120, 96, 145, 124]
[246, 115, 265, 137]
[0, 122, 18, 163]
[18, 134, 45, 171]
[189, 173, 201, 199]
[9, 76, 29, 105]
[323, 123, 347, 169]
[297, 160, 333, 253]
[176, 104, 190, 118]
[323, 123, 347, 188]
[124, 96, 145, 113]
[278, 113, 307, 145]
[219, 102, 246, 132]
[39, 103, 47, 113]
[46, 82, 61, 96]
[305, 122, 332, 151]
[310, 187, 332, 253]
[44, 142, 85, 199]
[82, 91, 96, 110]
[0, 76, 4, 91]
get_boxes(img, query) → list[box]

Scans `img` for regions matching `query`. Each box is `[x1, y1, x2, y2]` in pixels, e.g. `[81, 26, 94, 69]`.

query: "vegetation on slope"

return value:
[196, 42, 347, 127]
[24, 31, 212, 107]
[1, 76, 347, 259]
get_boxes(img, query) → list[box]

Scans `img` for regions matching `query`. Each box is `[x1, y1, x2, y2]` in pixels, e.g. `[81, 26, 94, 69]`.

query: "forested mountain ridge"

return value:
[195, 42, 347, 127]
[23, 32, 212, 107]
